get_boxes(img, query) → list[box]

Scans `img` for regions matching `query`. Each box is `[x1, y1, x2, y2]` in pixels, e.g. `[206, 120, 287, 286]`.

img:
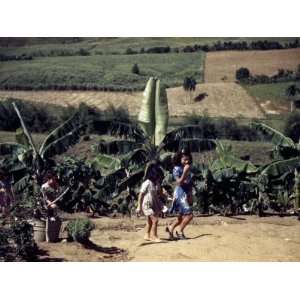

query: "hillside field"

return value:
[0, 81, 265, 118]
[204, 48, 300, 82]
[0, 52, 204, 90]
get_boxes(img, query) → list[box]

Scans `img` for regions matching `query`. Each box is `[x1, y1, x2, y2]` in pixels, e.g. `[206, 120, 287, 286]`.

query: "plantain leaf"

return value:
[211, 141, 257, 174]
[251, 122, 296, 148]
[13, 102, 39, 157]
[39, 112, 83, 156]
[93, 120, 145, 141]
[0, 143, 27, 156]
[91, 154, 123, 171]
[160, 125, 207, 150]
[154, 79, 169, 146]
[118, 168, 145, 193]
[40, 126, 84, 159]
[138, 77, 156, 138]
[260, 157, 300, 178]
[15, 128, 30, 148]
[13, 174, 31, 193]
[94, 140, 142, 155]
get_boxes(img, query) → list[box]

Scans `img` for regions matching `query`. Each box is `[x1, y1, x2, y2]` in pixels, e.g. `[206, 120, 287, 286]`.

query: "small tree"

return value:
[236, 67, 250, 82]
[183, 77, 196, 104]
[131, 63, 140, 75]
[286, 84, 300, 112]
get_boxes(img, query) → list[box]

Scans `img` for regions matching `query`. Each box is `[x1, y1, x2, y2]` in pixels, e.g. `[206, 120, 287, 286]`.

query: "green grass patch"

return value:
[0, 52, 204, 90]
[242, 81, 300, 106]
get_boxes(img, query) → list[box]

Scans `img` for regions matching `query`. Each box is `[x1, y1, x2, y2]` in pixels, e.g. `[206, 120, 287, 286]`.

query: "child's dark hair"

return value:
[172, 148, 193, 166]
[143, 161, 159, 182]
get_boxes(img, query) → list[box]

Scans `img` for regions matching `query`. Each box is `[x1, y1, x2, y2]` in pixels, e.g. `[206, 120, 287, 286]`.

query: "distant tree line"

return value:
[0, 83, 145, 92]
[236, 67, 300, 85]
[124, 39, 300, 55]
[0, 54, 33, 61]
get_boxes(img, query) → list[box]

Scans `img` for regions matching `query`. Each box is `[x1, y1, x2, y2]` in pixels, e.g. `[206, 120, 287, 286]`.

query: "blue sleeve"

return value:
[173, 166, 182, 179]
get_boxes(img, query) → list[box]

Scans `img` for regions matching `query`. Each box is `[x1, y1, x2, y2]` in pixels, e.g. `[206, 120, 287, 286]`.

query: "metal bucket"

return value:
[29, 219, 46, 242]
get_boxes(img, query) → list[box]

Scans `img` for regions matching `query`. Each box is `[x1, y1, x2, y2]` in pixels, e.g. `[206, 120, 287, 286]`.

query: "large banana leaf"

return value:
[93, 120, 145, 141]
[0, 143, 26, 156]
[13, 174, 31, 193]
[122, 148, 149, 171]
[260, 157, 300, 178]
[40, 126, 84, 159]
[0, 156, 26, 173]
[118, 168, 145, 193]
[162, 138, 216, 153]
[212, 140, 257, 174]
[160, 125, 206, 149]
[138, 77, 156, 138]
[154, 80, 169, 146]
[39, 112, 83, 156]
[95, 169, 127, 189]
[251, 122, 296, 148]
[13, 102, 39, 157]
[94, 140, 142, 155]
[15, 128, 30, 148]
[91, 154, 123, 171]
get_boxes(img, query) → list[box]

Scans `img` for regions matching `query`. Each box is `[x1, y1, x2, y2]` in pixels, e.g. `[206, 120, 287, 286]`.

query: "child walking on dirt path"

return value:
[166, 149, 193, 240]
[136, 162, 164, 243]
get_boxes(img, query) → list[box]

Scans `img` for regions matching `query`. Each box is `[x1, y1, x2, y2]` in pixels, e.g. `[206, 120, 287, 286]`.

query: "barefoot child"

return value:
[166, 149, 193, 240]
[136, 163, 163, 242]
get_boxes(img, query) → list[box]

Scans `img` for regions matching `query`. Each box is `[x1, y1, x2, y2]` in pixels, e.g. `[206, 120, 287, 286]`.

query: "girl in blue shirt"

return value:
[166, 149, 193, 240]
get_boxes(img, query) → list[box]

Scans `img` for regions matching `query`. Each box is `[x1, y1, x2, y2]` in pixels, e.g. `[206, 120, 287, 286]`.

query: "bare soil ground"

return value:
[205, 48, 300, 82]
[37, 215, 300, 262]
[0, 82, 265, 118]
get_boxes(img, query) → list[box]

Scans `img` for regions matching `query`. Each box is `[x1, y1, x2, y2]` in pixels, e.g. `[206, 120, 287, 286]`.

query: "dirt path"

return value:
[37, 216, 300, 262]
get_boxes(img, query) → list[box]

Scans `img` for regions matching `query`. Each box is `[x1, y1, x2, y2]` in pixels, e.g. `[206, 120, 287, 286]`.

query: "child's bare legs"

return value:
[144, 216, 152, 240]
[178, 214, 193, 233]
[150, 215, 160, 241]
[169, 215, 183, 234]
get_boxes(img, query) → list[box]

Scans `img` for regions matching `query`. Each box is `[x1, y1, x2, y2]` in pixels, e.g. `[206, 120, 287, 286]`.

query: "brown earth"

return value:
[37, 215, 300, 262]
[205, 48, 300, 82]
[0, 82, 265, 118]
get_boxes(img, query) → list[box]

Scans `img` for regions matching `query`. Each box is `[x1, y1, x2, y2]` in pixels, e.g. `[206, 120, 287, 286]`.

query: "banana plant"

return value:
[251, 121, 300, 160]
[0, 102, 86, 189]
[90, 77, 216, 193]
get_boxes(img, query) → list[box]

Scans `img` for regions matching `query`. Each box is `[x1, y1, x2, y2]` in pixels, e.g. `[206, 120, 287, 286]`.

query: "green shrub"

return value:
[236, 67, 250, 81]
[66, 218, 95, 243]
[0, 220, 37, 261]
[131, 63, 140, 75]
